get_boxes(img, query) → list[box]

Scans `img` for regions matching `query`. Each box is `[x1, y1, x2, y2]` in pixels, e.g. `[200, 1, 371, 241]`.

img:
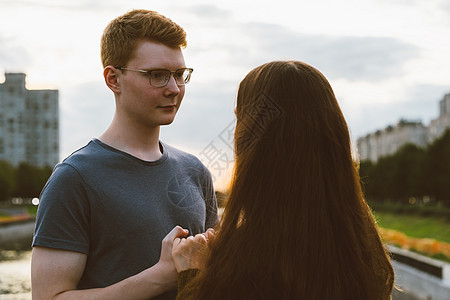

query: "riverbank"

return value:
[0, 206, 35, 251]
[0, 219, 35, 251]
[0, 250, 32, 299]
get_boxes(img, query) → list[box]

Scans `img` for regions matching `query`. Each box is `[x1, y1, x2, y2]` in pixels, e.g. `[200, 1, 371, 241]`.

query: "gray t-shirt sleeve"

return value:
[33, 163, 91, 254]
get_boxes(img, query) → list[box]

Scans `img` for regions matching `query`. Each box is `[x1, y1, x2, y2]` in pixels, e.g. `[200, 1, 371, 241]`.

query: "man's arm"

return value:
[31, 226, 189, 300]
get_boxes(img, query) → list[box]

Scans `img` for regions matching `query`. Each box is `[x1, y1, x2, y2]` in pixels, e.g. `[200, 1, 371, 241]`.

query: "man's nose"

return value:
[164, 74, 181, 94]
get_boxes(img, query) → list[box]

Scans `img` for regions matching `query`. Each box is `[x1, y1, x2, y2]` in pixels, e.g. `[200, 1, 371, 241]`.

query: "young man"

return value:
[31, 9, 218, 300]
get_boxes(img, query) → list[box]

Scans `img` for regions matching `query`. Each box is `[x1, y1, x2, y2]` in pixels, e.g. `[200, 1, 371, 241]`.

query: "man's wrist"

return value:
[145, 261, 177, 293]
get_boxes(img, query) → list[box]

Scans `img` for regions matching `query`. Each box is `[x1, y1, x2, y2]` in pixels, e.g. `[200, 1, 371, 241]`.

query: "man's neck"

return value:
[98, 118, 163, 162]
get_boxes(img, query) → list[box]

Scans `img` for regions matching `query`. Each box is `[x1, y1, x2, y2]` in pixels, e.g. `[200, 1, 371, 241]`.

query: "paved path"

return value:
[392, 289, 420, 300]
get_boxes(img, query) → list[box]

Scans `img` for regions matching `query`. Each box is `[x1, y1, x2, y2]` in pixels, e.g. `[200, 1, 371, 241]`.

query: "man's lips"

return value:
[158, 105, 177, 109]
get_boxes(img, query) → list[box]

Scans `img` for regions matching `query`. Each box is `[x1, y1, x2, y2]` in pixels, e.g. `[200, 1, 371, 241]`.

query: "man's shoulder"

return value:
[54, 139, 117, 179]
[162, 142, 212, 174]
[62, 139, 109, 166]
[163, 143, 202, 164]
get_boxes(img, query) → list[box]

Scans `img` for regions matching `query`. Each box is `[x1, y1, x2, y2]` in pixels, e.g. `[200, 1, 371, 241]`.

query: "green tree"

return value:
[359, 128, 450, 207]
[14, 162, 52, 198]
[0, 160, 16, 202]
[359, 144, 426, 203]
[425, 129, 450, 206]
[390, 143, 426, 200]
[376, 155, 397, 199]
[359, 160, 375, 199]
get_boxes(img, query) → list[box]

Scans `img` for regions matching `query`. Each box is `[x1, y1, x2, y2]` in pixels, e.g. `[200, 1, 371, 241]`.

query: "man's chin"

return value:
[160, 119, 175, 126]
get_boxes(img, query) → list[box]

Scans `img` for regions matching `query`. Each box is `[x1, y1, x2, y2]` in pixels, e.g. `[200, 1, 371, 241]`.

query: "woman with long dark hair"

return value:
[171, 61, 394, 299]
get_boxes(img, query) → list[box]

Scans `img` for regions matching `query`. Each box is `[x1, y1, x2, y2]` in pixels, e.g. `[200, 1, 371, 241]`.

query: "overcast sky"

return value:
[1, 0, 450, 185]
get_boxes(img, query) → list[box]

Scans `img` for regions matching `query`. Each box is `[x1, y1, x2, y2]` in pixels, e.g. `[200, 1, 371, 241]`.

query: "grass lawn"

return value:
[373, 211, 450, 244]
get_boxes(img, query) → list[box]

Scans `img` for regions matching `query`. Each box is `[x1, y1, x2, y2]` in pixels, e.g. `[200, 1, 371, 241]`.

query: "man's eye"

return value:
[174, 71, 184, 79]
[150, 71, 168, 79]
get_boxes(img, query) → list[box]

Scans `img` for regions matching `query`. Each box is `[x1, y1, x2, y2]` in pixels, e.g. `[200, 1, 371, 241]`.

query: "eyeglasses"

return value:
[116, 67, 193, 87]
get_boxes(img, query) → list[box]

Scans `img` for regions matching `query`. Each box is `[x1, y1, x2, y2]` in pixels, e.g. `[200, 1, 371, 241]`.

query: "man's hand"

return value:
[153, 226, 189, 288]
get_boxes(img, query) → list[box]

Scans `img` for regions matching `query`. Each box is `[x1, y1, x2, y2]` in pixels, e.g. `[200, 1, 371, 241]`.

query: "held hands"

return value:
[172, 228, 215, 272]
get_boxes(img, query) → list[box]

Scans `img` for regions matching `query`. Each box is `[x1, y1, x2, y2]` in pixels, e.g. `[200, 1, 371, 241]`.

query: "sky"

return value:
[1, 0, 450, 186]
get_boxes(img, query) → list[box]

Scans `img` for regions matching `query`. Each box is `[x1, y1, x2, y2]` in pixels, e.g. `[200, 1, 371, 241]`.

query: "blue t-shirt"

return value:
[33, 139, 218, 299]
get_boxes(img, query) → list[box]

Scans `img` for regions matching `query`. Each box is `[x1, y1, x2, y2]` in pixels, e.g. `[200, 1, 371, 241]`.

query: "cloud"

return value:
[60, 80, 114, 158]
[346, 84, 450, 139]
[233, 22, 420, 81]
[0, 0, 125, 12]
[309, 36, 419, 81]
[402, 84, 450, 122]
[182, 4, 232, 20]
[439, 0, 450, 15]
[0, 36, 32, 72]
[185, 17, 420, 83]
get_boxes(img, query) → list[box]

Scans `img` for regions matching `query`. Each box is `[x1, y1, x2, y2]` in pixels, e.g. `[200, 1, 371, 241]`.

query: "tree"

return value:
[359, 160, 376, 199]
[14, 162, 52, 198]
[0, 160, 16, 202]
[425, 129, 450, 206]
[390, 143, 426, 200]
[360, 128, 450, 208]
[359, 144, 427, 203]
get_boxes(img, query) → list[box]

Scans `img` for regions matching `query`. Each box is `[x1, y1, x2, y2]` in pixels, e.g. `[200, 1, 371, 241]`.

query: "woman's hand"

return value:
[172, 229, 216, 272]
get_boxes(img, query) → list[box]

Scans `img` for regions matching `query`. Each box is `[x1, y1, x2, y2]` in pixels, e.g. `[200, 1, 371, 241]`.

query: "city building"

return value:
[428, 93, 450, 143]
[357, 120, 428, 162]
[0, 72, 59, 167]
[357, 93, 450, 162]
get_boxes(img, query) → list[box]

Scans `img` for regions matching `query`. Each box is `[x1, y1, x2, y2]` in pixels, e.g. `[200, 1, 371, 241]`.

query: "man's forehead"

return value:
[128, 40, 186, 68]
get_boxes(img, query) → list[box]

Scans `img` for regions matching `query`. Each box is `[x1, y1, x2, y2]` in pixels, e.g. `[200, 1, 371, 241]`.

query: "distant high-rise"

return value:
[0, 72, 59, 167]
[428, 93, 450, 143]
[357, 93, 450, 162]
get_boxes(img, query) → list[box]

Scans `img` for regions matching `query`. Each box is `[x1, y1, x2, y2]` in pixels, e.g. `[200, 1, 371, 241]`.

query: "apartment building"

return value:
[0, 72, 59, 167]
[428, 93, 450, 143]
[357, 93, 450, 162]
[357, 120, 428, 162]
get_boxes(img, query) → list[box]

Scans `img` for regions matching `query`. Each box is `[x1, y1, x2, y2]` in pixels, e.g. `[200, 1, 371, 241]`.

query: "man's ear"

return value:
[104, 66, 120, 93]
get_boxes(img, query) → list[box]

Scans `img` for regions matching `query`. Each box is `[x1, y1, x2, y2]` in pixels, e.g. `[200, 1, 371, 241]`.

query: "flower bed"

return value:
[380, 227, 450, 260]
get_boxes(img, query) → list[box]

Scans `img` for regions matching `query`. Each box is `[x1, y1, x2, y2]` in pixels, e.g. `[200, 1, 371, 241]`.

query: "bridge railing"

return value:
[388, 245, 450, 300]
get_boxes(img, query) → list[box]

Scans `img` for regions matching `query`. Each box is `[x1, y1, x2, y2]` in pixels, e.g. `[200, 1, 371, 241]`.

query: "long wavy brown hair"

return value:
[188, 61, 394, 299]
